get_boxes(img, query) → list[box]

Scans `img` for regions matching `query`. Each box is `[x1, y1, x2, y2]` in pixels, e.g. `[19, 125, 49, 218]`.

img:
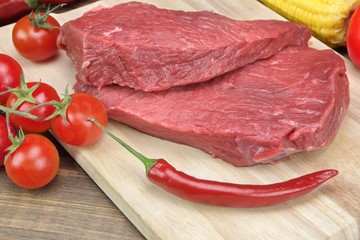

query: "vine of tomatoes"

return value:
[1, 4, 108, 190]
[6, 80, 60, 133]
[0, 53, 108, 189]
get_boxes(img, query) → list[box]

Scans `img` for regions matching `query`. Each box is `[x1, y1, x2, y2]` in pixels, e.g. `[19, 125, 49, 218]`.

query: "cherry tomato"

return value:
[347, 5, 360, 68]
[0, 54, 22, 105]
[0, 114, 16, 167]
[5, 133, 59, 189]
[6, 82, 60, 133]
[12, 12, 60, 61]
[51, 93, 108, 146]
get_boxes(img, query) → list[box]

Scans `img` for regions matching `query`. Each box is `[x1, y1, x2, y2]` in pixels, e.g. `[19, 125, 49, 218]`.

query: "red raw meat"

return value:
[58, 2, 311, 92]
[74, 46, 350, 166]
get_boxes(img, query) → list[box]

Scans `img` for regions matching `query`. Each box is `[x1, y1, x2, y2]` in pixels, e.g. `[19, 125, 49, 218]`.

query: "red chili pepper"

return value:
[89, 118, 338, 208]
[0, 0, 32, 26]
[0, 0, 75, 26]
[149, 160, 337, 207]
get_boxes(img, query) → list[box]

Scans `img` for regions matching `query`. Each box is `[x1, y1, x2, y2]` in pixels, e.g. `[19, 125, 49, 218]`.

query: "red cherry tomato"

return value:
[0, 54, 22, 105]
[12, 12, 60, 61]
[6, 82, 60, 133]
[51, 93, 108, 146]
[347, 5, 360, 68]
[0, 114, 16, 166]
[5, 133, 59, 189]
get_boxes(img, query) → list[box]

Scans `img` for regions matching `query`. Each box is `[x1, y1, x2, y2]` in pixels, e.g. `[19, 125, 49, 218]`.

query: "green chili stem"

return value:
[87, 118, 158, 173]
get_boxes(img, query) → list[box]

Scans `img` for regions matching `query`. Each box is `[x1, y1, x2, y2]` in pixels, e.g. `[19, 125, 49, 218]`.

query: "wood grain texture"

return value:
[0, 133, 145, 239]
[1, 0, 360, 239]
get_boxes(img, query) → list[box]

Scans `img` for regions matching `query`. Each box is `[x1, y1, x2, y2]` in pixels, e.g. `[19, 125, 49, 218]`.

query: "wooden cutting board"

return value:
[1, 1, 360, 239]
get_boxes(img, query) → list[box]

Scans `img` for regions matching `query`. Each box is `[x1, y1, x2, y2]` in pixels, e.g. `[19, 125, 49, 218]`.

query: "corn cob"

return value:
[259, 0, 359, 47]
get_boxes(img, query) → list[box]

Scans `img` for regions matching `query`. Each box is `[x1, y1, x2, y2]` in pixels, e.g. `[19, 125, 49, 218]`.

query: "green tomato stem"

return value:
[6, 74, 40, 110]
[0, 105, 39, 120]
[28, 4, 66, 29]
[3, 112, 25, 166]
[16, 84, 71, 123]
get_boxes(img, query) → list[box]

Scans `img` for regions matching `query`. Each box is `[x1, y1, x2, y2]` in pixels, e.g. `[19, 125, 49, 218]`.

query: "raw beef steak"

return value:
[74, 46, 350, 167]
[59, 2, 311, 92]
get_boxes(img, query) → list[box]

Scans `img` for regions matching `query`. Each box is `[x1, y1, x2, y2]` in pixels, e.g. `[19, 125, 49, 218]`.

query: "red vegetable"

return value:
[6, 80, 60, 133]
[89, 118, 338, 208]
[50, 92, 108, 146]
[149, 160, 337, 207]
[12, 5, 61, 61]
[348, 5, 360, 68]
[0, 0, 32, 26]
[5, 133, 59, 189]
[0, 0, 75, 26]
[0, 54, 23, 105]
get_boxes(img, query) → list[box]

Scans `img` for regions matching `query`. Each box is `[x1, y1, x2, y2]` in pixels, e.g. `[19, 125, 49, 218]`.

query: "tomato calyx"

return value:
[0, 106, 40, 165]
[44, 86, 71, 124]
[4, 126, 25, 166]
[28, 4, 64, 29]
[5, 75, 40, 110]
[0, 112, 35, 166]
[18, 85, 71, 123]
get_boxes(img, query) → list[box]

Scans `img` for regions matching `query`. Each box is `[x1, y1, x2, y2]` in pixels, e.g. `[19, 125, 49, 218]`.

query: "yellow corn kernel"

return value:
[259, 0, 360, 47]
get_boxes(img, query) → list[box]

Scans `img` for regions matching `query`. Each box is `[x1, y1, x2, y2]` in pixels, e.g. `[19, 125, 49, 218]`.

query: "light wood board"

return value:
[1, 0, 360, 239]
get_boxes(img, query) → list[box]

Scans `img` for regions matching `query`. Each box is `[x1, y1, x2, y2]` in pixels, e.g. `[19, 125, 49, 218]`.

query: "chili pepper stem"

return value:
[87, 118, 158, 173]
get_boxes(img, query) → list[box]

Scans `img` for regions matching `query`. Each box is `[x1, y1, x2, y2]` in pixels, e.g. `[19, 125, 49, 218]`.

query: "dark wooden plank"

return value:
[0, 133, 145, 239]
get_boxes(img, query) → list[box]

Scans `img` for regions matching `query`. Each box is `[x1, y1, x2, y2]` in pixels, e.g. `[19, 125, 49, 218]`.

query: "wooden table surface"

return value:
[0, 1, 354, 239]
[0, 52, 350, 238]
[0, 1, 144, 238]
[0, 132, 145, 239]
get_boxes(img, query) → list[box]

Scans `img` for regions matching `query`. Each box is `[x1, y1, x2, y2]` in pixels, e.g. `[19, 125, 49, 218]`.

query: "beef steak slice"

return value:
[59, 2, 311, 92]
[74, 46, 350, 167]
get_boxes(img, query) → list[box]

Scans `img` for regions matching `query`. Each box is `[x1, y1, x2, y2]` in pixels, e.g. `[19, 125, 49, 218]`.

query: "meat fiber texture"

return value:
[58, 1, 312, 92]
[75, 46, 350, 167]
